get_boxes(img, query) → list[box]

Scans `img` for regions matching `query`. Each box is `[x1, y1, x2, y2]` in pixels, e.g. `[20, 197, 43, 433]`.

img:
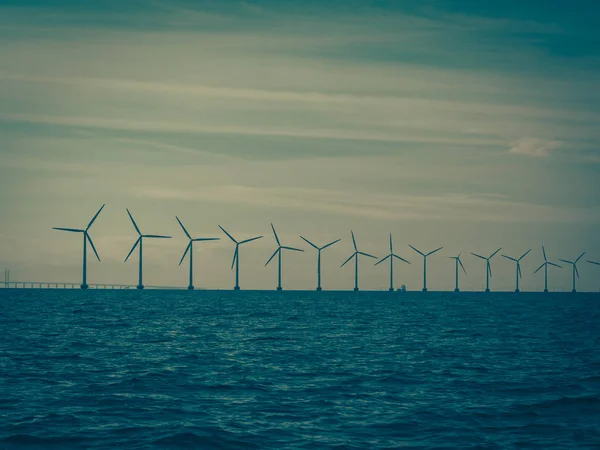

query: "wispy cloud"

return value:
[508, 137, 561, 157]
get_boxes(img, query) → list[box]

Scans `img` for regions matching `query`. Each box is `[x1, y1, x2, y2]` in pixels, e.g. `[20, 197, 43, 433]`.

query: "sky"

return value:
[1, 0, 599, 291]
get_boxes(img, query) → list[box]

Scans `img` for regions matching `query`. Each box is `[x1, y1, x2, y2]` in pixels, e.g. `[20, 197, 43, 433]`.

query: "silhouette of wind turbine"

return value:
[559, 252, 585, 293]
[265, 224, 304, 291]
[219, 225, 262, 290]
[52, 204, 105, 289]
[534, 246, 562, 292]
[448, 253, 466, 292]
[471, 248, 501, 292]
[301, 236, 340, 291]
[375, 234, 410, 291]
[408, 245, 443, 292]
[502, 249, 531, 293]
[341, 231, 377, 291]
[124, 209, 172, 290]
[176, 217, 219, 290]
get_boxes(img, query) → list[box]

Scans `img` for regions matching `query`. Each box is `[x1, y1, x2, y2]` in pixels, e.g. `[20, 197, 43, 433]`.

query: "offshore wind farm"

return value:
[5, 205, 600, 292]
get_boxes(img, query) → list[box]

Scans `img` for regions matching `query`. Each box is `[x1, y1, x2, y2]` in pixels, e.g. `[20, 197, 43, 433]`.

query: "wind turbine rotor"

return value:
[176, 216, 192, 240]
[126, 209, 142, 236]
[300, 236, 319, 250]
[265, 248, 280, 266]
[179, 242, 192, 265]
[341, 252, 357, 267]
[86, 204, 105, 231]
[219, 225, 238, 244]
[53, 227, 84, 233]
[87, 233, 101, 261]
[374, 254, 391, 266]
[240, 236, 263, 245]
[426, 247, 443, 257]
[125, 237, 141, 262]
[409, 245, 425, 257]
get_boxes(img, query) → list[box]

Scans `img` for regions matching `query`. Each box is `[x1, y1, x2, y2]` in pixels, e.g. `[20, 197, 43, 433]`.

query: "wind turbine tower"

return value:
[53, 204, 105, 289]
[471, 248, 501, 292]
[124, 209, 172, 290]
[534, 246, 562, 292]
[176, 217, 220, 290]
[301, 236, 340, 291]
[375, 234, 410, 291]
[219, 225, 262, 290]
[265, 224, 304, 291]
[559, 252, 586, 293]
[341, 231, 377, 291]
[448, 253, 466, 292]
[502, 249, 531, 293]
[408, 245, 443, 292]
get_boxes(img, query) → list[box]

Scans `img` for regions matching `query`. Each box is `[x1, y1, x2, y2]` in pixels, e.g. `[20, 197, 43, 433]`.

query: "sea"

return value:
[1, 289, 599, 449]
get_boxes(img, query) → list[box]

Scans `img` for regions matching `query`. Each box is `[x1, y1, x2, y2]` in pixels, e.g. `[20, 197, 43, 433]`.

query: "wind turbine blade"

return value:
[534, 263, 546, 274]
[487, 262, 493, 278]
[240, 236, 263, 244]
[282, 246, 304, 252]
[176, 216, 191, 240]
[124, 237, 141, 262]
[300, 236, 319, 250]
[502, 255, 517, 261]
[426, 247, 443, 257]
[489, 248, 502, 259]
[351, 230, 357, 251]
[520, 249, 531, 260]
[193, 237, 220, 242]
[542, 245, 547, 262]
[87, 233, 101, 262]
[588, 260, 600, 266]
[392, 254, 410, 264]
[459, 259, 467, 274]
[218, 225, 238, 244]
[559, 259, 573, 265]
[408, 245, 425, 257]
[358, 251, 377, 259]
[231, 246, 238, 270]
[144, 235, 172, 239]
[53, 227, 84, 233]
[389, 233, 393, 253]
[548, 262, 562, 268]
[575, 265, 580, 279]
[321, 239, 341, 250]
[265, 248, 279, 266]
[374, 254, 391, 266]
[126, 209, 141, 236]
[341, 253, 356, 268]
[518, 264, 522, 278]
[471, 253, 486, 260]
[86, 204, 105, 230]
[270, 224, 280, 246]
[179, 242, 191, 266]
[575, 252, 586, 263]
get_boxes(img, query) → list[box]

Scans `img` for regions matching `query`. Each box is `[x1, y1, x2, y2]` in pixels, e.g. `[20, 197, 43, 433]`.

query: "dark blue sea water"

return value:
[1, 290, 600, 449]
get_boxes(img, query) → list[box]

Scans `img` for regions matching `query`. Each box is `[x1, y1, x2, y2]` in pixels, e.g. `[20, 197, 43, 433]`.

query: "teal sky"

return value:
[1, 0, 599, 291]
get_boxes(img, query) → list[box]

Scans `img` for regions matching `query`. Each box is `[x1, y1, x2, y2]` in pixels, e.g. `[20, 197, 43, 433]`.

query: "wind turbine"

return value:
[52, 204, 105, 289]
[341, 231, 377, 291]
[300, 236, 340, 291]
[408, 245, 443, 292]
[176, 216, 220, 290]
[375, 234, 410, 291]
[219, 225, 262, 290]
[265, 224, 304, 291]
[534, 246, 562, 292]
[124, 209, 172, 290]
[448, 253, 466, 292]
[559, 252, 586, 293]
[471, 248, 501, 292]
[502, 249, 531, 293]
